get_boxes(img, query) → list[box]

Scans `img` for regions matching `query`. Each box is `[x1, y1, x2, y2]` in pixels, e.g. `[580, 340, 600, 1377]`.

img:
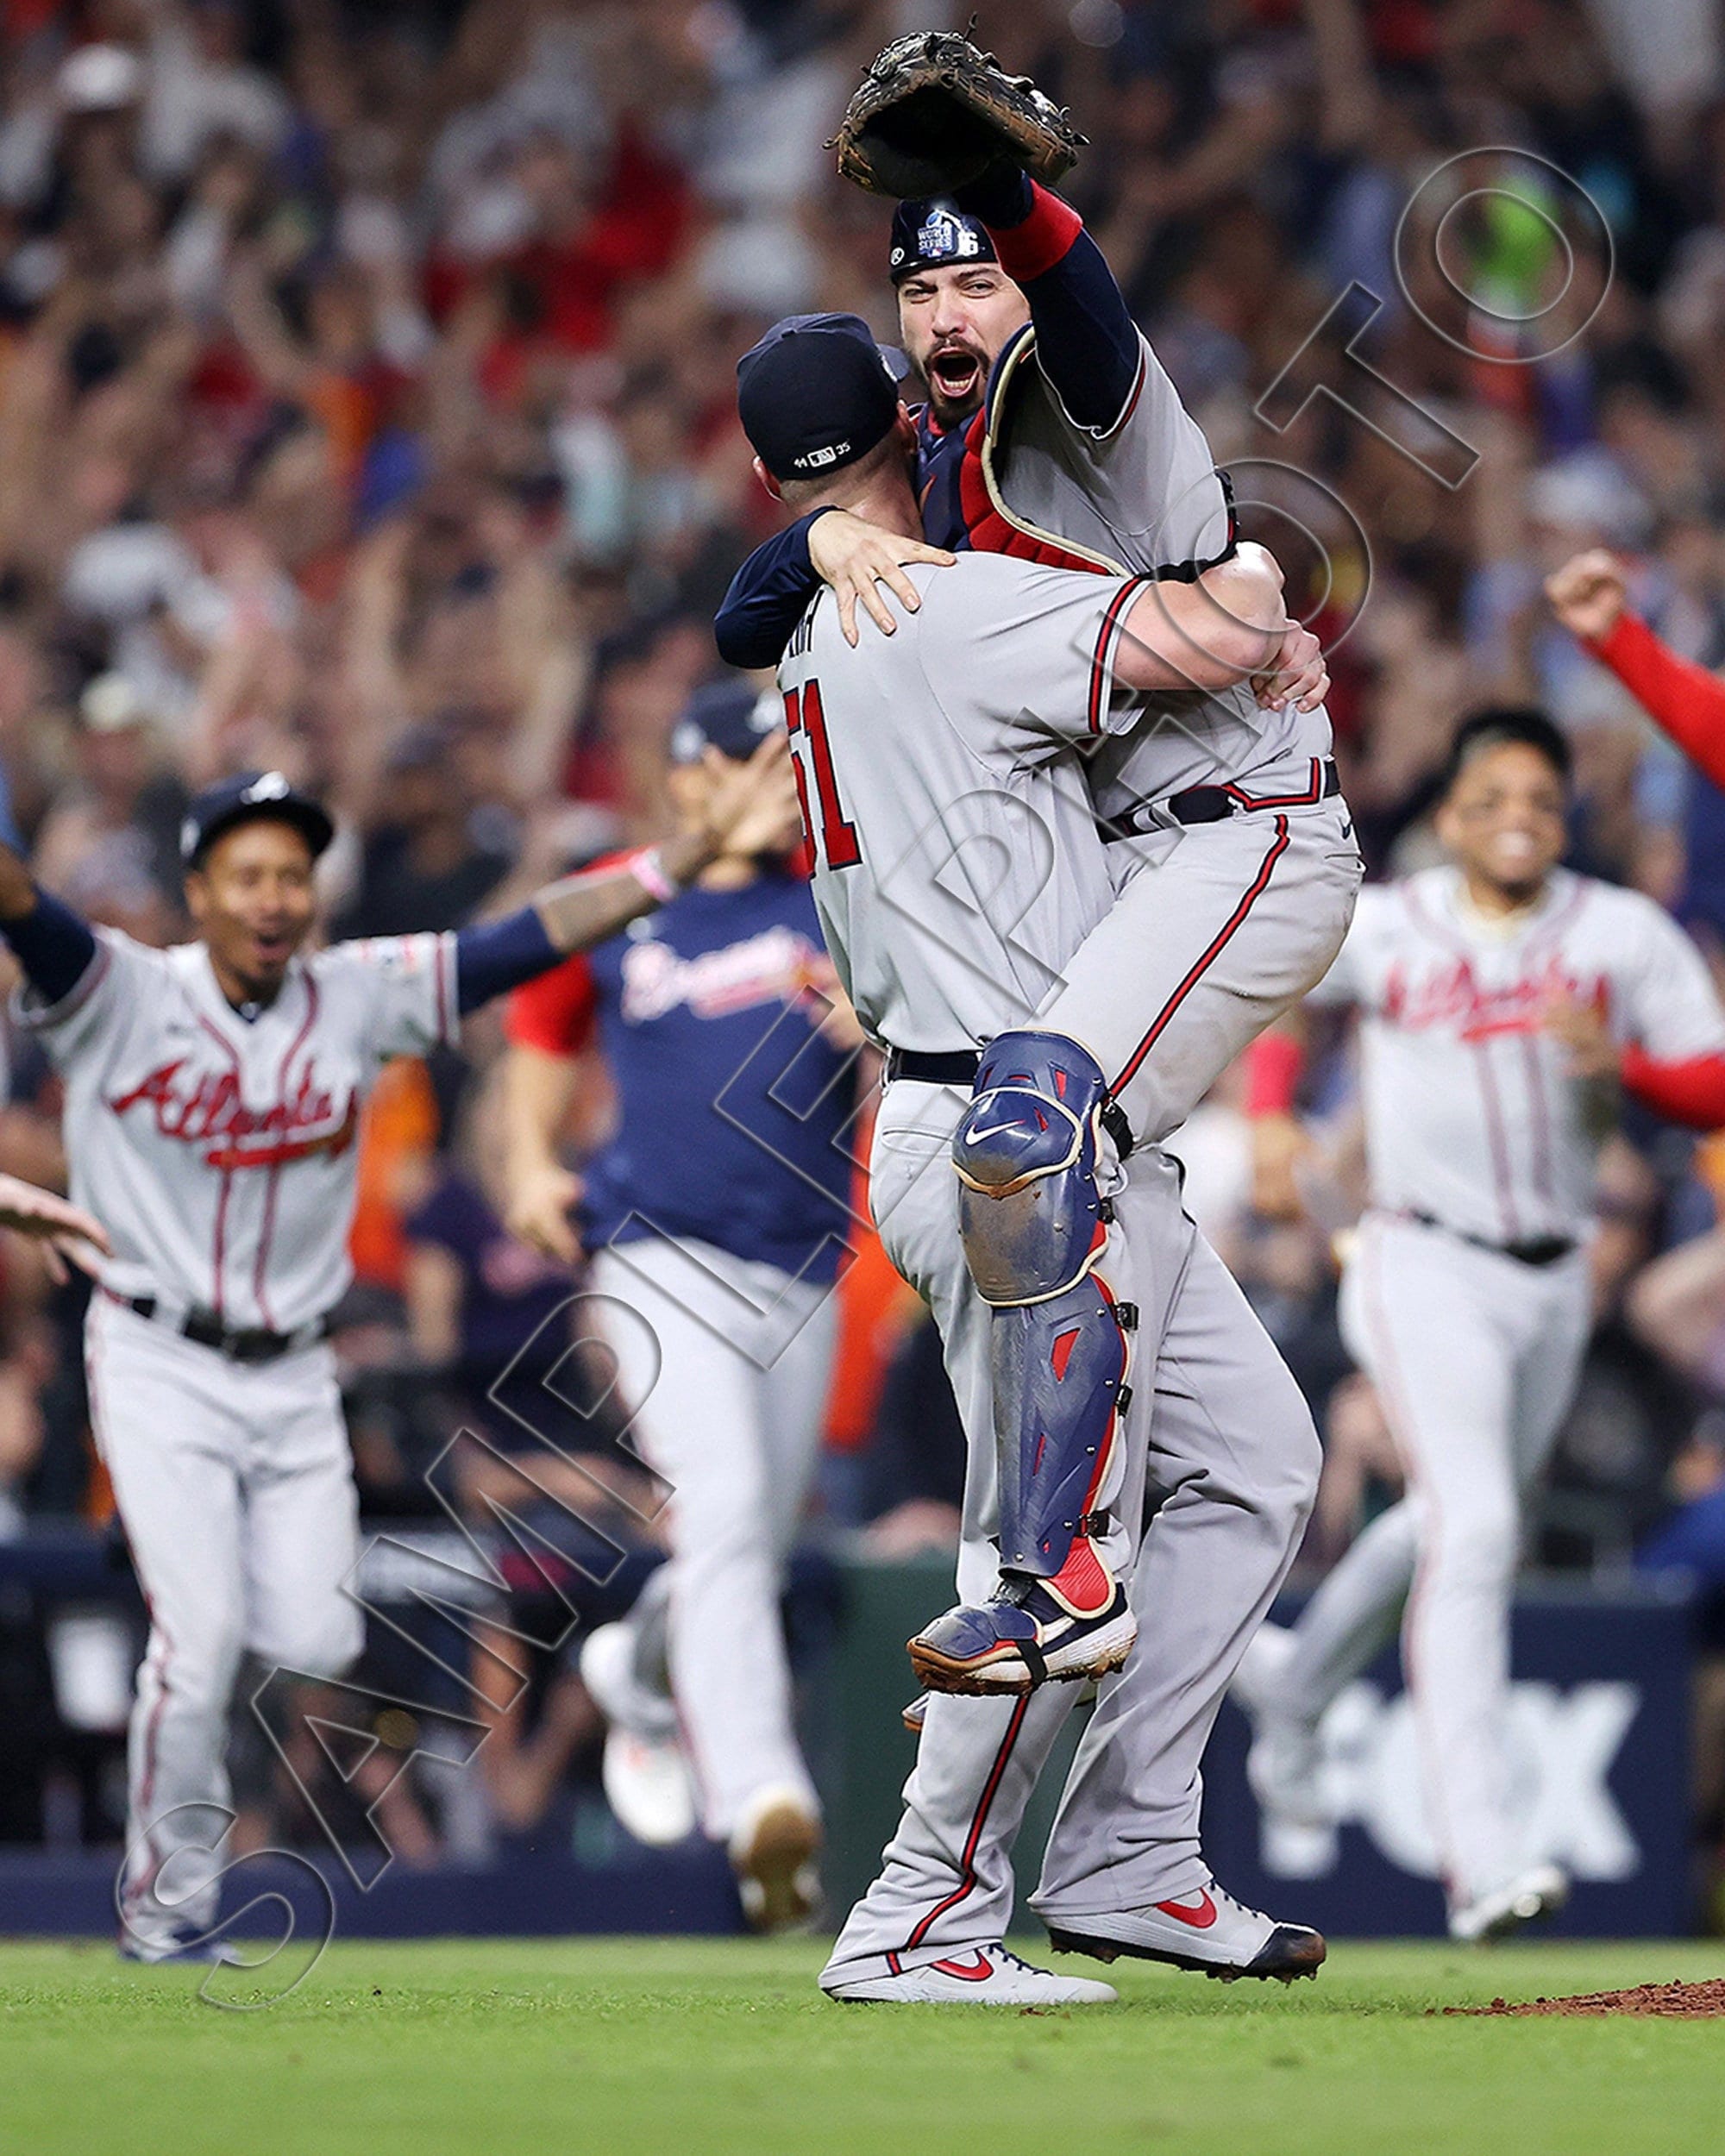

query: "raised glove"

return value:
[830, 30, 1086, 201]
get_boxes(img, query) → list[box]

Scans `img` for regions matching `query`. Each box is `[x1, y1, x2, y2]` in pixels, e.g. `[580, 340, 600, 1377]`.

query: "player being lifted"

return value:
[740, 313, 1329, 2000]
[1234, 709, 1725, 1940]
[0, 749, 795, 1961]
[725, 31, 1359, 1692]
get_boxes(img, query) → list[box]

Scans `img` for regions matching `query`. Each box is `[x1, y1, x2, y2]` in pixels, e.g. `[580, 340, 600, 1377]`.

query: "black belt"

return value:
[883, 1048, 981, 1087]
[1103, 758, 1340, 843]
[112, 1291, 332, 1363]
[1406, 1212, 1577, 1269]
[882, 1046, 1136, 1159]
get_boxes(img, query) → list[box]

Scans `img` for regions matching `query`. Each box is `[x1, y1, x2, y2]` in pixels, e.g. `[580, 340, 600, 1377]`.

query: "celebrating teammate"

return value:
[0, 749, 794, 1961]
[500, 677, 855, 1931]
[719, 37, 1358, 1690]
[738, 312, 1329, 2002]
[1235, 708, 1725, 1940]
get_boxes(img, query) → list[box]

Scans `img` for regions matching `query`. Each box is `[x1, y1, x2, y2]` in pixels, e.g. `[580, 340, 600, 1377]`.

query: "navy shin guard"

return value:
[955, 1032, 1133, 1607]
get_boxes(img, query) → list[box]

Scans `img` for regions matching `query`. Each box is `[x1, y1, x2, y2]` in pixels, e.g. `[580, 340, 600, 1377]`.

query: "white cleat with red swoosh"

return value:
[823, 1943, 1117, 2005]
[1042, 1877, 1327, 1982]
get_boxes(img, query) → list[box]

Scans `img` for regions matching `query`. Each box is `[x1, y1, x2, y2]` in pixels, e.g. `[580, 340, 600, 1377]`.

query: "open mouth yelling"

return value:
[249, 930, 295, 970]
[927, 345, 983, 406]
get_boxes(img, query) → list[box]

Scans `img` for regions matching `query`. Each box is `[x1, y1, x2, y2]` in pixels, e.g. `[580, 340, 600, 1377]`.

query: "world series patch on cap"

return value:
[888, 198, 998, 282]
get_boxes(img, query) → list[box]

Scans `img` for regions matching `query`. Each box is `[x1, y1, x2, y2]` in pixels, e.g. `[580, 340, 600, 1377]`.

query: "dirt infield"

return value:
[1444, 1979, 1725, 2019]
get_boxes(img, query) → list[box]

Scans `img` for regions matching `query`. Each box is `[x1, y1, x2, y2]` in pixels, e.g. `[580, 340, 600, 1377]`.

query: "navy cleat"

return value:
[908, 1575, 1136, 1695]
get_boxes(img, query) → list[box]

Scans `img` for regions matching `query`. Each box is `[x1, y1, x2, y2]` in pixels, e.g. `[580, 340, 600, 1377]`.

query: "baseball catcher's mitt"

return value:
[830, 31, 1087, 200]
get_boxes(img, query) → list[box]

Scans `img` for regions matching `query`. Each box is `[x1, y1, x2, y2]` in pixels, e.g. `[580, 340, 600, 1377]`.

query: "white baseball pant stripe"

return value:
[88, 1294, 363, 1946]
[587, 1235, 835, 1840]
[1277, 1213, 1592, 1905]
[1038, 798, 1361, 1146]
[821, 1084, 1320, 1980]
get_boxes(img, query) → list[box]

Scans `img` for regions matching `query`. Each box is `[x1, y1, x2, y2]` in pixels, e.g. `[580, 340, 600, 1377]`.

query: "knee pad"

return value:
[954, 1031, 1113, 1307]
[994, 1273, 1135, 1604]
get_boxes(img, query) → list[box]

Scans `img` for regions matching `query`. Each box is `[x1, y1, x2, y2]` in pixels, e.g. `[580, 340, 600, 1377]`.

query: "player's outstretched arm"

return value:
[1547, 548, 1725, 793]
[1113, 542, 1295, 695]
[0, 842, 100, 1006]
[453, 736, 800, 1013]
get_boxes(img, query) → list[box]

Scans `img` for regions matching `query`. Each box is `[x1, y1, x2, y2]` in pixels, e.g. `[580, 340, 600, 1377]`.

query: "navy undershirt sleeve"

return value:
[1021, 229, 1142, 433]
[952, 166, 1141, 434]
[3, 888, 98, 1006]
[454, 907, 563, 1014]
[713, 509, 833, 670]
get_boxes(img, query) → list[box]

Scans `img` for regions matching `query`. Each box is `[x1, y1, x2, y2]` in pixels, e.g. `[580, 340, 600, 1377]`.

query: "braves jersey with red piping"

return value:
[1310, 865, 1725, 1244]
[506, 869, 854, 1282]
[18, 928, 459, 1332]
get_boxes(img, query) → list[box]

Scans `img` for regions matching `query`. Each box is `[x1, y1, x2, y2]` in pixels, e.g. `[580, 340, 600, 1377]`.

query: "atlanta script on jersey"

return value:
[1314, 865, 1725, 1243]
[22, 927, 458, 1332]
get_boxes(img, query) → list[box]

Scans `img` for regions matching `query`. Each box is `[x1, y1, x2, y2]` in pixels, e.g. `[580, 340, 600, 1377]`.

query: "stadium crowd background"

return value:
[2, 0, 1725, 1911]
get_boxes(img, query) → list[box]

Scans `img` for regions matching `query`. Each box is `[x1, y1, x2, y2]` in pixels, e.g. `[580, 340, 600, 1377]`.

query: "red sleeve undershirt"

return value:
[1620, 1043, 1725, 1131]
[505, 950, 599, 1056]
[1587, 612, 1725, 793]
[988, 180, 1084, 283]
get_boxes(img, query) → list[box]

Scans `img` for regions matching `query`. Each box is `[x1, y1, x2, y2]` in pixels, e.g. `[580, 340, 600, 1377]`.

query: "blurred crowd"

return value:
[3, 0, 1725, 1883]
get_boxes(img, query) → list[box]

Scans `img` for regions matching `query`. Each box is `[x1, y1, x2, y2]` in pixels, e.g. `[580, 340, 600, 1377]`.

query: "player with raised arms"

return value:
[1235, 708, 1725, 1940]
[0, 747, 794, 1961]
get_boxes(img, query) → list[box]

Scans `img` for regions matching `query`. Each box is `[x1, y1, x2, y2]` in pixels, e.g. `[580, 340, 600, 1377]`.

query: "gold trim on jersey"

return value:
[977, 328, 1132, 575]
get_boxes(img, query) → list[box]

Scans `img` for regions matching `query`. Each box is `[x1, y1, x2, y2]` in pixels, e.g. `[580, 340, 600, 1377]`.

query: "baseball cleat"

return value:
[600, 1728, 698, 1847]
[117, 1919, 248, 1966]
[823, 1943, 1117, 2005]
[579, 1620, 696, 1846]
[1447, 1863, 1570, 1944]
[901, 1692, 929, 1734]
[1044, 1876, 1327, 1983]
[907, 1578, 1135, 1695]
[729, 1783, 822, 1933]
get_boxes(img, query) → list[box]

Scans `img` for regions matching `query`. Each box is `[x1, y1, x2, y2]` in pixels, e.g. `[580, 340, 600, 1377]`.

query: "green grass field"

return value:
[3, 1936, 1723, 2155]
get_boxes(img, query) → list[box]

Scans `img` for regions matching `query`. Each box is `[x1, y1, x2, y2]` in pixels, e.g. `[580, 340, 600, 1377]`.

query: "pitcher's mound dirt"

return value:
[1442, 1979, 1725, 2019]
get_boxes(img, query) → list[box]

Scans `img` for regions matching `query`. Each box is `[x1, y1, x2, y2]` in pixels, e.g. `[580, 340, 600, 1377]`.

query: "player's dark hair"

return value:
[1440, 706, 1572, 797]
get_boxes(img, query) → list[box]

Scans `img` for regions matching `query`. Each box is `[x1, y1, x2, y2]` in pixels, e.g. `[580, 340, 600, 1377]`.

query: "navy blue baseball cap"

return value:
[669, 678, 781, 766]
[889, 199, 998, 284]
[180, 769, 336, 868]
[737, 312, 902, 482]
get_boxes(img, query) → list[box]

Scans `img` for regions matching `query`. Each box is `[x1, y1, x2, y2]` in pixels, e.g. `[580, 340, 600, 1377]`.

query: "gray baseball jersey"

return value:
[777, 552, 1145, 1052]
[22, 928, 459, 1330]
[1310, 865, 1725, 1243]
[987, 325, 1333, 813]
